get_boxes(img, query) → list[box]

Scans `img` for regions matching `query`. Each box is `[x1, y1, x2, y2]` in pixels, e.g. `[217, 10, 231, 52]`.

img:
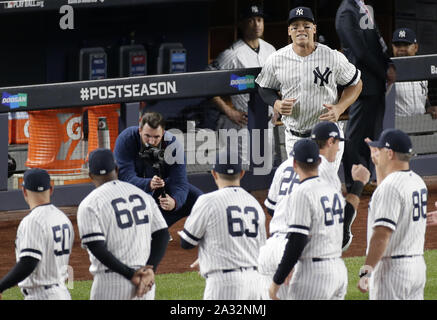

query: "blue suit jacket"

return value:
[114, 126, 189, 211]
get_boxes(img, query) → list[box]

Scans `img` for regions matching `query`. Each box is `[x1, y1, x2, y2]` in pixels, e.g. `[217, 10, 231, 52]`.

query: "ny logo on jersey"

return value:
[313, 66, 332, 87]
[399, 30, 406, 38]
[296, 8, 304, 15]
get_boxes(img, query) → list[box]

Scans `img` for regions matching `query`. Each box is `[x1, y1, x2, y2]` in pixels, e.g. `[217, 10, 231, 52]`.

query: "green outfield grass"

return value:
[2, 249, 437, 300]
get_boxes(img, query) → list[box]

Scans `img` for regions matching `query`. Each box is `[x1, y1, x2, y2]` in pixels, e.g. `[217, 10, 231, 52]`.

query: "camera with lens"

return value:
[139, 144, 165, 167]
[139, 144, 167, 197]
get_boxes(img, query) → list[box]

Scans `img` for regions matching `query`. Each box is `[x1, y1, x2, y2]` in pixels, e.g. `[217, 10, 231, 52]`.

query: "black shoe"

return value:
[342, 207, 357, 252]
[342, 232, 353, 252]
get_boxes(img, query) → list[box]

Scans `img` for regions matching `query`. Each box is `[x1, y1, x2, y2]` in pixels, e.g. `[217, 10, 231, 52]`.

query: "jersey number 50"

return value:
[226, 206, 259, 238]
[52, 224, 71, 256]
[111, 195, 149, 229]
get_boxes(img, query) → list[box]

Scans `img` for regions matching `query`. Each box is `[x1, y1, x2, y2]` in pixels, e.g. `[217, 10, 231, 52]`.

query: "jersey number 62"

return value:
[111, 194, 149, 229]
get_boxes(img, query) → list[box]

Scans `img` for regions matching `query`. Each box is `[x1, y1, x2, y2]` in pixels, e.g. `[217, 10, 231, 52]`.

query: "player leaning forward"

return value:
[358, 129, 428, 300]
[255, 6, 362, 169]
[77, 148, 169, 300]
[269, 139, 348, 300]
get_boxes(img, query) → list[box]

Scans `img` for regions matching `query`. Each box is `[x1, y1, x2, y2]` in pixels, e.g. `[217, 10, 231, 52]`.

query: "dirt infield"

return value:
[1, 177, 437, 281]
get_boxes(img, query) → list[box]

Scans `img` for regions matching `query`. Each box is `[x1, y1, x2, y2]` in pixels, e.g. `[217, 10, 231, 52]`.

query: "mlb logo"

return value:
[296, 8, 304, 15]
[398, 30, 406, 38]
[251, 5, 259, 13]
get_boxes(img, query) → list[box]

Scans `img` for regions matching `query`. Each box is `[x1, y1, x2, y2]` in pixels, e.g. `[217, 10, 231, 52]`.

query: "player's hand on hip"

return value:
[150, 175, 165, 191]
[269, 282, 281, 300]
[351, 164, 371, 185]
[227, 108, 248, 127]
[320, 104, 341, 122]
[159, 194, 176, 211]
[274, 98, 296, 116]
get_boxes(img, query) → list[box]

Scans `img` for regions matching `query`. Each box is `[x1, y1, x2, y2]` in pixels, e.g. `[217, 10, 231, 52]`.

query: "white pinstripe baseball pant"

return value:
[257, 234, 290, 300]
[369, 255, 426, 300]
[203, 268, 262, 300]
[21, 284, 71, 300]
[90, 271, 155, 300]
[285, 258, 347, 300]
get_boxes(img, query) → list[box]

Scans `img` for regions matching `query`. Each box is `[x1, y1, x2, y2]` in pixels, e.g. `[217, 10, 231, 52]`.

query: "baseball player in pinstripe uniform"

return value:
[0, 168, 73, 300]
[256, 6, 362, 170]
[269, 139, 348, 300]
[259, 122, 369, 299]
[391, 28, 437, 119]
[77, 148, 170, 300]
[178, 151, 266, 300]
[358, 129, 428, 300]
[208, 4, 276, 162]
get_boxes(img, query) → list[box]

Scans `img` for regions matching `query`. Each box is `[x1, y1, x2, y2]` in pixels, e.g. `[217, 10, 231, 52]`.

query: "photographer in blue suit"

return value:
[114, 111, 203, 227]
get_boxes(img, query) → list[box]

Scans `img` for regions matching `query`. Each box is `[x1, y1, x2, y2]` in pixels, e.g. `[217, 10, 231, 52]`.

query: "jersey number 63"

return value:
[226, 206, 259, 238]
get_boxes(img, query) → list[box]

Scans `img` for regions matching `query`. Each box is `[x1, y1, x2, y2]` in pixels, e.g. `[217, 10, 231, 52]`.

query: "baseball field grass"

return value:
[2, 249, 437, 300]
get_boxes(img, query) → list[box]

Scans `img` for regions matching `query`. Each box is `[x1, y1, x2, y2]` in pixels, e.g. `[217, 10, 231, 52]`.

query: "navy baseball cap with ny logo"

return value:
[392, 28, 417, 44]
[88, 148, 116, 175]
[368, 128, 413, 154]
[311, 121, 346, 141]
[22, 168, 51, 192]
[293, 139, 321, 164]
[213, 151, 242, 175]
[288, 6, 315, 25]
[239, 4, 265, 21]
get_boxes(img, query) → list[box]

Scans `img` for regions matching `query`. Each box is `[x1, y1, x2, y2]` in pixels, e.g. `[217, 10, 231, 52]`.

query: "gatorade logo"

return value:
[24, 120, 30, 138]
[98, 118, 108, 130]
[2, 92, 27, 109]
[66, 116, 82, 140]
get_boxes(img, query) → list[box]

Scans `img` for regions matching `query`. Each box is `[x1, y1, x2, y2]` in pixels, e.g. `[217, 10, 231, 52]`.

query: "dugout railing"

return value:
[1, 55, 437, 211]
[0, 68, 272, 211]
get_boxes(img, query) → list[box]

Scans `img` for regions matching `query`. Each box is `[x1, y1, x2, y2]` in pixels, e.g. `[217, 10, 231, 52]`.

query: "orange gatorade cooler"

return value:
[26, 108, 86, 174]
[86, 104, 120, 156]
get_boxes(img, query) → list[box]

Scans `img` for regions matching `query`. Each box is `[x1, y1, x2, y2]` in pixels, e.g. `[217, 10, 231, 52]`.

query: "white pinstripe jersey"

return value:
[367, 170, 427, 257]
[255, 43, 361, 132]
[283, 176, 345, 259]
[77, 180, 167, 275]
[15, 204, 74, 288]
[179, 187, 266, 277]
[212, 39, 276, 113]
[395, 81, 428, 117]
[266, 155, 340, 235]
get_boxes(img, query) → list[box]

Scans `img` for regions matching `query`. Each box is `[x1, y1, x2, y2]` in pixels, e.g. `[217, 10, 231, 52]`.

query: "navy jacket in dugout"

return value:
[113, 126, 189, 211]
[335, 0, 392, 96]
